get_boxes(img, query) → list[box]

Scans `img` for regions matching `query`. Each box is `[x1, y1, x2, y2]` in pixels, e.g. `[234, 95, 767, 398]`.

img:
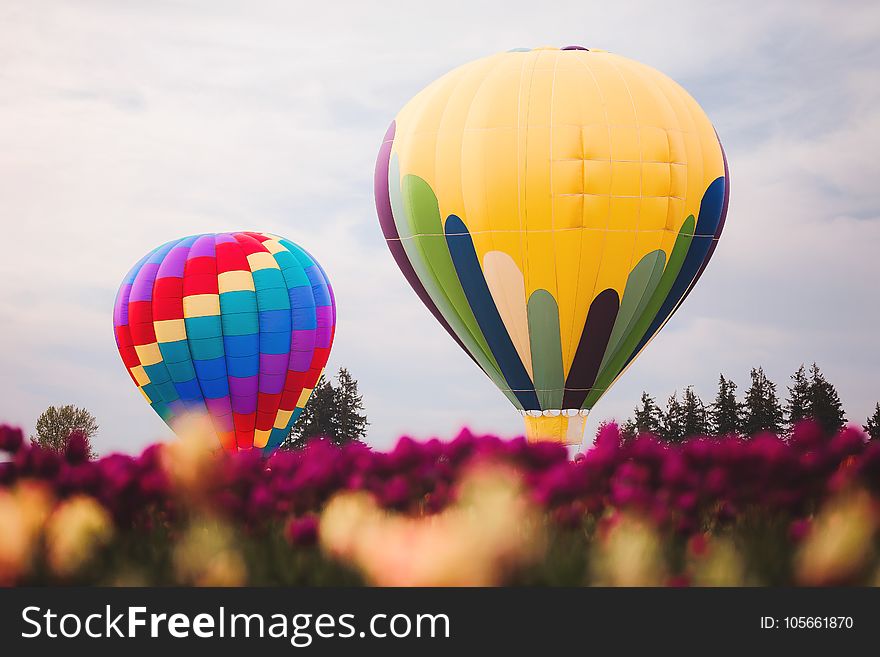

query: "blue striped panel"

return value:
[193, 356, 226, 381]
[226, 353, 259, 378]
[258, 309, 291, 333]
[260, 331, 289, 354]
[223, 334, 259, 357]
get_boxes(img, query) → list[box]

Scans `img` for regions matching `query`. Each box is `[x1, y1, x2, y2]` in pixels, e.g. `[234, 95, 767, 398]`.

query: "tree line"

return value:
[26, 367, 370, 457]
[620, 363, 880, 442]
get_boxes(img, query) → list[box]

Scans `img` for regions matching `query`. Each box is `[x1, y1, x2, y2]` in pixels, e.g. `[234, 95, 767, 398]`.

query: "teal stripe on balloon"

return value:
[527, 289, 565, 409]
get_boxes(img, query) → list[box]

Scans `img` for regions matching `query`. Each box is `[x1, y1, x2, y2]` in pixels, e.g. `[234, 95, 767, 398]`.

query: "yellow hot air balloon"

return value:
[375, 46, 728, 445]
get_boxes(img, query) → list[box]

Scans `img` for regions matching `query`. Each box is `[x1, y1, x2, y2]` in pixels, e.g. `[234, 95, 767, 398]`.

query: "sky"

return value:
[0, 0, 878, 454]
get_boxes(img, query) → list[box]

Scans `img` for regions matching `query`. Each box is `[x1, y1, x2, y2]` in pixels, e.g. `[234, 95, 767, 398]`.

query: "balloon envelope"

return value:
[113, 232, 335, 454]
[375, 47, 728, 444]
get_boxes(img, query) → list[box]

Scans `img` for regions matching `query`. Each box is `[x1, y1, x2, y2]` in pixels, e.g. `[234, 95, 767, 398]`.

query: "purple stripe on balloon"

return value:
[259, 352, 289, 375]
[373, 120, 474, 363]
[290, 350, 312, 372]
[130, 263, 161, 302]
[113, 284, 132, 326]
[205, 396, 232, 417]
[157, 244, 190, 278]
[229, 375, 258, 398]
[290, 328, 316, 352]
[214, 233, 236, 244]
[314, 326, 332, 349]
[315, 305, 332, 327]
[189, 234, 216, 259]
[230, 394, 258, 415]
[259, 372, 286, 395]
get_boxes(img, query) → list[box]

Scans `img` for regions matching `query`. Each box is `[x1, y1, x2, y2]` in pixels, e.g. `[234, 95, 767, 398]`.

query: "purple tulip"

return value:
[286, 515, 319, 546]
[0, 425, 23, 453]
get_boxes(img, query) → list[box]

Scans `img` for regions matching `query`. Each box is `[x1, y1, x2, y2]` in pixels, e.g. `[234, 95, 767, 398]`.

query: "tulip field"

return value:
[2, 422, 880, 587]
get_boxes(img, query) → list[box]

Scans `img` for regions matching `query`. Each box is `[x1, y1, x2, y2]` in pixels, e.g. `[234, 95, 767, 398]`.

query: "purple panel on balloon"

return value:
[315, 305, 332, 327]
[188, 235, 216, 259]
[113, 285, 132, 326]
[259, 372, 286, 395]
[229, 375, 258, 396]
[289, 351, 313, 373]
[130, 263, 160, 302]
[315, 326, 332, 349]
[157, 244, 189, 278]
[205, 396, 232, 417]
[259, 352, 289, 376]
[230, 393, 258, 415]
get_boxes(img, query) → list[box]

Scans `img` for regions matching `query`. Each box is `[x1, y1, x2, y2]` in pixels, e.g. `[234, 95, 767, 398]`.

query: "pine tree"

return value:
[631, 392, 664, 436]
[785, 365, 811, 431]
[334, 367, 369, 442]
[662, 392, 686, 443]
[741, 367, 784, 437]
[32, 404, 98, 457]
[280, 368, 369, 450]
[864, 403, 880, 441]
[283, 375, 337, 449]
[681, 386, 709, 438]
[806, 363, 846, 436]
[619, 419, 637, 443]
[709, 375, 741, 436]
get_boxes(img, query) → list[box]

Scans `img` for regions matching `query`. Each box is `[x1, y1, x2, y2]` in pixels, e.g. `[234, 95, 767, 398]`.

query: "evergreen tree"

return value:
[280, 368, 369, 450]
[806, 363, 846, 435]
[681, 386, 709, 438]
[741, 367, 784, 436]
[785, 365, 811, 431]
[864, 403, 880, 441]
[284, 375, 336, 450]
[631, 392, 664, 436]
[32, 404, 98, 457]
[662, 392, 686, 443]
[334, 367, 369, 442]
[709, 375, 741, 436]
[619, 419, 637, 443]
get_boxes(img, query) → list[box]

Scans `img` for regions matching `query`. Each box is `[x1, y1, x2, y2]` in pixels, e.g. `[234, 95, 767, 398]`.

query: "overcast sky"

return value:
[1, 0, 878, 454]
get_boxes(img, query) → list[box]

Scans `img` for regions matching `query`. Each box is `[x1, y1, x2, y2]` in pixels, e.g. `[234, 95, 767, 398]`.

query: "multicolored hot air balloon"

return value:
[375, 46, 728, 445]
[113, 232, 336, 454]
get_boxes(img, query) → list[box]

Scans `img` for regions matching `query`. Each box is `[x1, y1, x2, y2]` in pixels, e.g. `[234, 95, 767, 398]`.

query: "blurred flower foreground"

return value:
[1, 419, 880, 586]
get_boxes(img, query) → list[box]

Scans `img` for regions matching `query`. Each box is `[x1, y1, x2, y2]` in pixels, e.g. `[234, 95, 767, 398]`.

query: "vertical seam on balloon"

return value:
[606, 55, 643, 340]
[138, 239, 183, 417]
[214, 233, 242, 451]
[461, 52, 533, 397]
[161, 237, 209, 419]
[571, 54, 613, 404]
[180, 238, 218, 423]
[269, 238, 313, 450]
[520, 48, 539, 390]
[410, 59, 507, 383]
[544, 48, 564, 406]
[239, 233, 285, 449]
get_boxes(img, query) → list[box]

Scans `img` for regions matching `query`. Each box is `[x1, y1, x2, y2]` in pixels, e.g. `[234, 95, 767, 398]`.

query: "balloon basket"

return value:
[523, 412, 587, 446]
